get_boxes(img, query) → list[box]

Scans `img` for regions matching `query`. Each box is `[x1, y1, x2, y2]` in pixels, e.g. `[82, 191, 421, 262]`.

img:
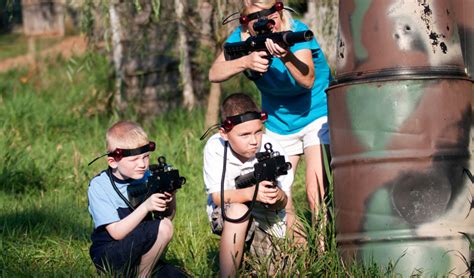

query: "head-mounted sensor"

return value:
[222, 2, 294, 25]
[200, 111, 268, 140]
[88, 141, 156, 166]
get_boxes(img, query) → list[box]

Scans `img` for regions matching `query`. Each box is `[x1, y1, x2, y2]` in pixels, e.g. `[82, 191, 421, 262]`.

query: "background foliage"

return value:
[0, 0, 398, 276]
[0, 49, 395, 276]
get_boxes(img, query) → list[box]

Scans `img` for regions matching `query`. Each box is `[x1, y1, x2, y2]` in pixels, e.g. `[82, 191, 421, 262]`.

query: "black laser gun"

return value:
[128, 156, 186, 209]
[235, 143, 292, 189]
[223, 18, 314, 80]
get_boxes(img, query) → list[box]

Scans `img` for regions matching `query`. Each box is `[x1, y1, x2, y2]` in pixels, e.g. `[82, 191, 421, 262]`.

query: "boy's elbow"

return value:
[108, 229, 125, 241]
[106, 223, 126, 240]
[211, 192, 221, 205]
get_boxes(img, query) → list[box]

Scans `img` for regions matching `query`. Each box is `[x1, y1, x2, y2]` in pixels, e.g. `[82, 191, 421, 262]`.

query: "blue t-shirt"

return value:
[88, 170, 150, 228]
[226, 20, 332, 135]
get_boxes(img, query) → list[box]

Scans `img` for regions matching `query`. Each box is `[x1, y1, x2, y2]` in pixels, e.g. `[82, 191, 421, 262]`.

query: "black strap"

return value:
[226, 111, 262, 125]
[200, 124, 220, 141]
[245, 6, 278, 22]
[88, 153, 107, 166]
[220, 141, 259, 223]
[117, 143, 154, 157]
[464, 168, 473, 183]
[107, 168, 135, 210]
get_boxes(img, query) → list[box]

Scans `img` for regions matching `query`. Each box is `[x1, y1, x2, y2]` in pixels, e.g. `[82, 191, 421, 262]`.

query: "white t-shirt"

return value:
[203, 133, 294, 237]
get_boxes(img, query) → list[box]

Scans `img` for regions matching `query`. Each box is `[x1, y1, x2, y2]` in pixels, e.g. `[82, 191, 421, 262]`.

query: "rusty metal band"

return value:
[331, 66, 472, 87]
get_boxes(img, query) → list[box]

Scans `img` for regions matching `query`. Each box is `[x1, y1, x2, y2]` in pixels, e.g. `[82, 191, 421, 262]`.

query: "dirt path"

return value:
[0, 35, 87, 73]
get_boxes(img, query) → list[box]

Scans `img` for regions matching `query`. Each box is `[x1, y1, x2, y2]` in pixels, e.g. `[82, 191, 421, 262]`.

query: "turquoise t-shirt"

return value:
[226, 20, 332, 135]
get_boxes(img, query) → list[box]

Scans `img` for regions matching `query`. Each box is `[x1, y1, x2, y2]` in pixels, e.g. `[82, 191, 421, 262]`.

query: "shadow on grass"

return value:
[0, 205, 90, 240]
[0, 146, 47, 195]
[206, 246, 220, 275]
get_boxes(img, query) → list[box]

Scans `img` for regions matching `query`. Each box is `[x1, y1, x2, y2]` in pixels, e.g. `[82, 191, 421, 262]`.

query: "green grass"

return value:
[0, 33, 64, 60]
[0, 51, 396, 277]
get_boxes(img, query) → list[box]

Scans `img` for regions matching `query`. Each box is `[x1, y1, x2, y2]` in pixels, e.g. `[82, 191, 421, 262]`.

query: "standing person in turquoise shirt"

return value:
[209, 0, 332, 245]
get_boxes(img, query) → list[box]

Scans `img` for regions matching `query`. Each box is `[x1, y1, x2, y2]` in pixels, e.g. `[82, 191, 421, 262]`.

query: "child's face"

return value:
[108, 152, 150, 180]
[220, 119, 263, 162]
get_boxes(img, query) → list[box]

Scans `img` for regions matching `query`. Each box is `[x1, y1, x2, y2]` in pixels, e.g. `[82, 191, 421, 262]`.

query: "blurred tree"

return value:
[176, 0, 196, 110]
[78, 0, 339, 118]
[82, 0, 196, 118]
[0, 0, 22, 34]
[198, 0, 220, 127]
[108, 1, 124, 110]
[202, 0, 241, 127]
[303, 0, 338, 70]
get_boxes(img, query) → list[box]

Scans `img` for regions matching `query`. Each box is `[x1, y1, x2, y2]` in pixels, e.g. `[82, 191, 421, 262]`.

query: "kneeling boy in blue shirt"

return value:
[88, 121, 175, 277]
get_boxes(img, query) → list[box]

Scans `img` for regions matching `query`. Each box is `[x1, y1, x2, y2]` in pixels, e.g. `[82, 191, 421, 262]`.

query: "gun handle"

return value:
[270, 180, 277, 188]
[244, 69, 262, 80]
[244, 55, 272, 81]
[151, 211, 165, 220]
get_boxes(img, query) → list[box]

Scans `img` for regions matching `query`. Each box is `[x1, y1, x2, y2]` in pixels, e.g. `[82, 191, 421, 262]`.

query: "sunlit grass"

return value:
[0, 52, 397, 276]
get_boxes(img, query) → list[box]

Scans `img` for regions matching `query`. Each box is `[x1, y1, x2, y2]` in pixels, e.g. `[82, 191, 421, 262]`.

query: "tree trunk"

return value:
[108, 2, 125, 111]
[199, 0, 221, 127]
[198, 0, 213, 48]
[203, 0, 241, 127]
[205, 82, 222, 127]
[175, 0, 196, 110]
[304, 0, 339, 70]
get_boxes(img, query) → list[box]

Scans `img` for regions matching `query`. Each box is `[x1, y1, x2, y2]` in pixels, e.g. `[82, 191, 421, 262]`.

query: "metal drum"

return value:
[327, 0, 474, 276]
[451, 0, 474, 211]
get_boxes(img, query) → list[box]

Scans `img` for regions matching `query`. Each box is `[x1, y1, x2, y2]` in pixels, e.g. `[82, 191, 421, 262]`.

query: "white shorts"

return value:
[265, 116, 330, 156]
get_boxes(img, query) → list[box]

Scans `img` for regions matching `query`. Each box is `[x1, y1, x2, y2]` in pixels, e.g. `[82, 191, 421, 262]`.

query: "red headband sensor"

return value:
[221, 111, 268, 132]
[199, 111, 267, 141]
[222, 2, 286, 25]
[108, 141, 156, 162]
[239, 2, 284, 25]
[88, 141, 156, 166]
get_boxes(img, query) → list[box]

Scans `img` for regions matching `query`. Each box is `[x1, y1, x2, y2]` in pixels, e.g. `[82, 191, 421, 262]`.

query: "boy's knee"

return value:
[225, 203, 249, 219]
[158, 218, 174, 243]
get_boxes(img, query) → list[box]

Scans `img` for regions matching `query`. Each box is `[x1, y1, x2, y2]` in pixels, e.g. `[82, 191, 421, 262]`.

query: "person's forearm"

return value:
[106, 205, 149, 240]
[209, 58, 248, 82]
[281, 52, 315, 89]
[211, 187, 255, 205]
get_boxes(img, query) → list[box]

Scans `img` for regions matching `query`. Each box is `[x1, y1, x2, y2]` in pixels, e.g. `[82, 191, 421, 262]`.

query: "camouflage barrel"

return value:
[451, 0, 474, 77]
[327, 0, 474, 276]
[451, 0, 474, 212]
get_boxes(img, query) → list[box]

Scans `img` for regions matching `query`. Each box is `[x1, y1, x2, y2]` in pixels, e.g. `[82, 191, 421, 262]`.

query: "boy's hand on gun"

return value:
[256, 180, 282, 205]
[142, 192, 173, 212]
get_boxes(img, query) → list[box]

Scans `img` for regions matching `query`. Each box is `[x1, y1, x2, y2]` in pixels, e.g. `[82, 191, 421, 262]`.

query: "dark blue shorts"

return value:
[92, 218, 161, 275]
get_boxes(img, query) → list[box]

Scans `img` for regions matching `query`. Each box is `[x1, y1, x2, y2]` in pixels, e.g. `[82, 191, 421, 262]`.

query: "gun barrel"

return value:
[235, 171, 256, 189]
[282, 30, 314, 46]
[224, 30, 314, 61]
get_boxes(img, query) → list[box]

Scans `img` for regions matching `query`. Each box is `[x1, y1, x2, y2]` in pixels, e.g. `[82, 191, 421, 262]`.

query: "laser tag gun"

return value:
[223, 18, 314, 80]
[128, 156, 186, 210]
[235, 143, 292, 189]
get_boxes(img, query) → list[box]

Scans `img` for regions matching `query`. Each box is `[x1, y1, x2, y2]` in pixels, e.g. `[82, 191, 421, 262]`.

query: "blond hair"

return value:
[241, 0, 293, 32]
[106, 121, 149, 152]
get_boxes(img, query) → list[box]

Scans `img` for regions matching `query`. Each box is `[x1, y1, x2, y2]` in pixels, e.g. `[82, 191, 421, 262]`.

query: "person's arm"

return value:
[106, 192, 172, 240]
[210, 186, 256, 205]
[208, 50, 270, 82]
[264, 39, 315, 89]
[210, 180, 287, 210]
